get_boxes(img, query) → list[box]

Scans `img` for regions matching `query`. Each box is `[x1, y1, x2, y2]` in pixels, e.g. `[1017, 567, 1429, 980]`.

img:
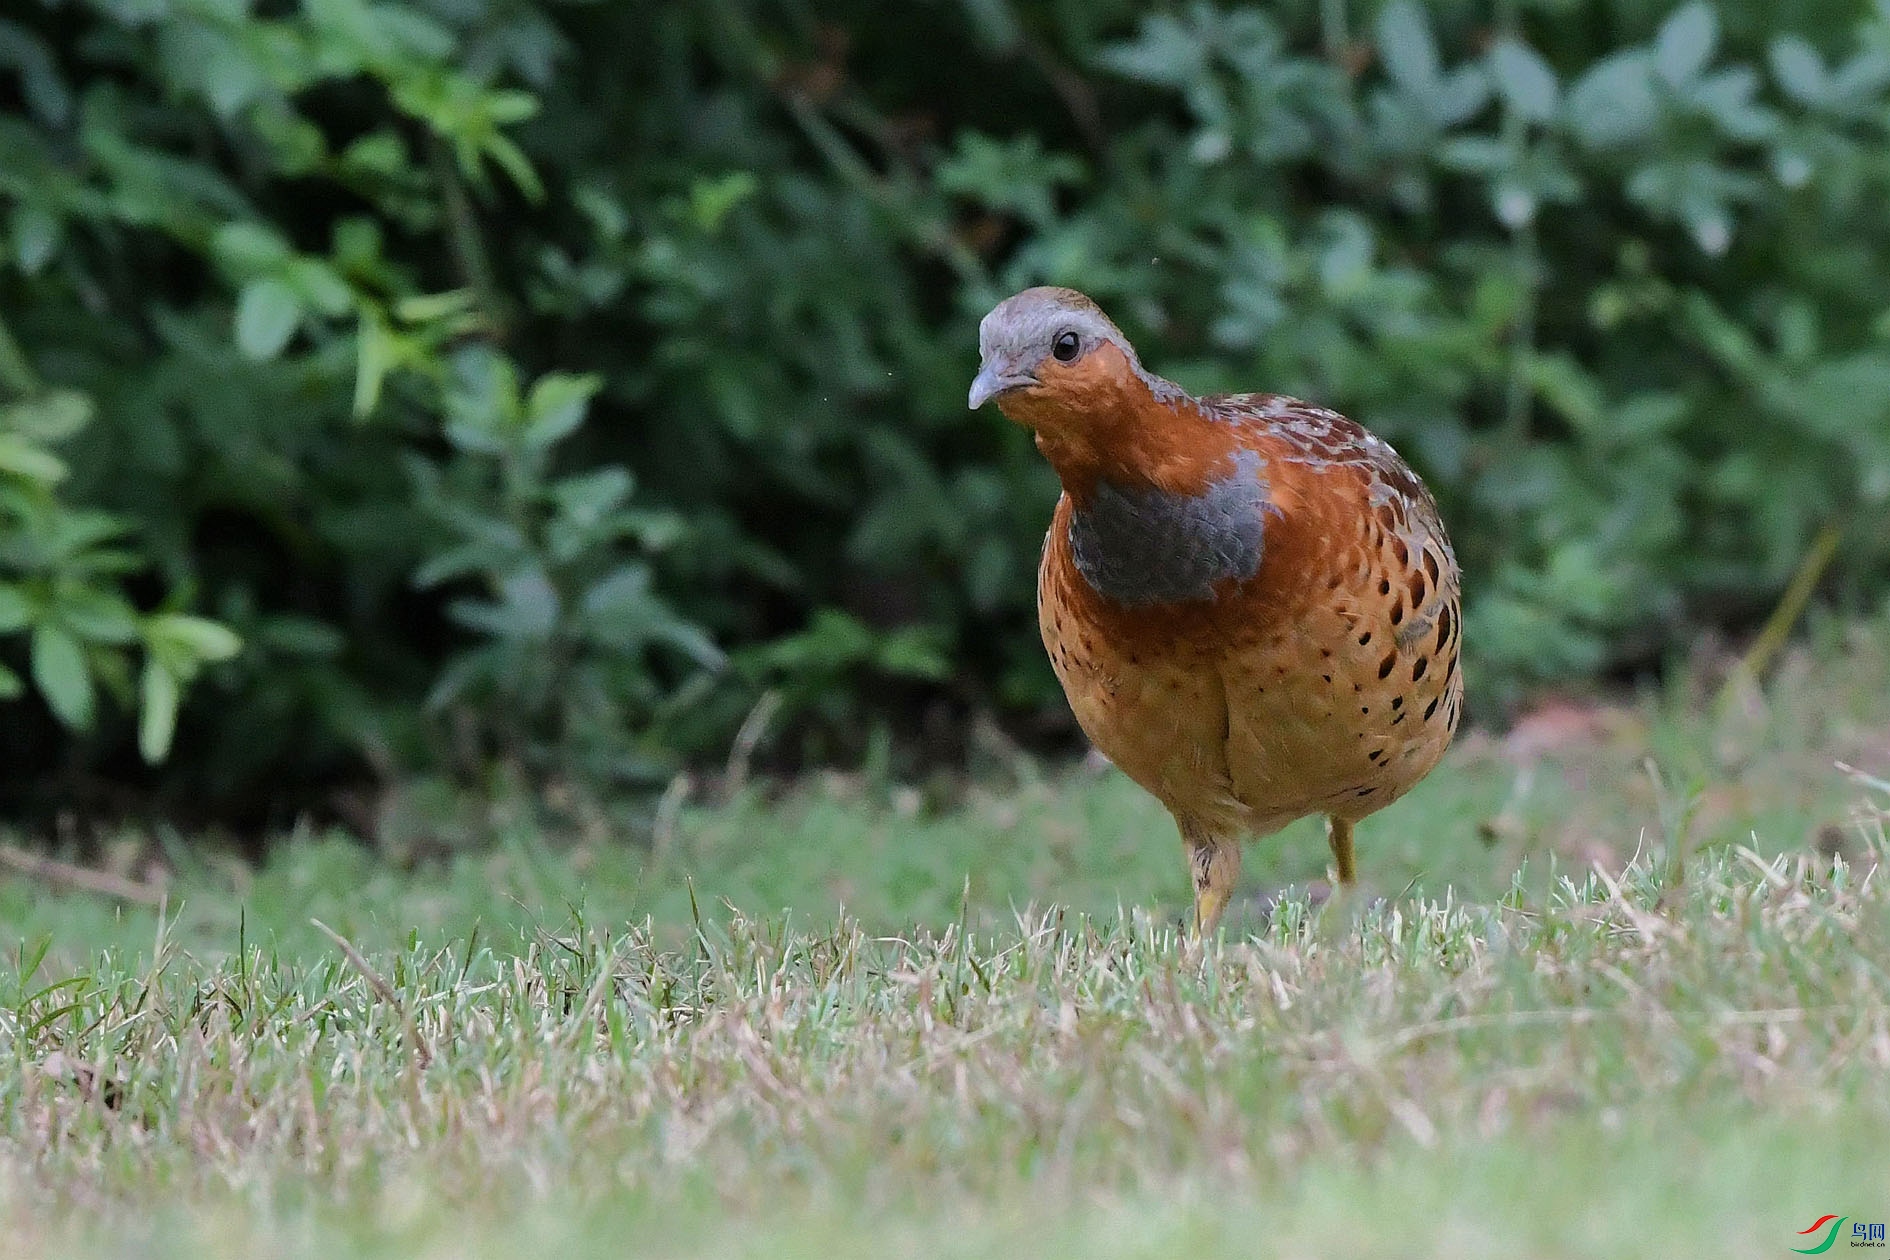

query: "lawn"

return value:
[3, 614, 1889, 1258]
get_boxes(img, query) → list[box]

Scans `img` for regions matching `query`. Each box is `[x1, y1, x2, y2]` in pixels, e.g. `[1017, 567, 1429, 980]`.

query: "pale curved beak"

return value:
[968, 365, 1035, 410]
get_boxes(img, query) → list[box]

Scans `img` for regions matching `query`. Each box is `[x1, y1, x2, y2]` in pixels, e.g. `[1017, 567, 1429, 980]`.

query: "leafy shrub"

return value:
[2, 0, 1888, 820]
[0, 345, 238, 768]
[409, 345, 721, 786]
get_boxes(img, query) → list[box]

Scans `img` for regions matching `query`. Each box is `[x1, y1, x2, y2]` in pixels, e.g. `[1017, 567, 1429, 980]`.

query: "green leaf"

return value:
[0, 434, 68, 484]
[551, 466, 633, 527]
[960, 0, 1022, 52]
[285, 258, 354, 318]
[652, 619, 726, 671]
[0, 663, 22, 701]
[686, 172, 758, 233]
[484, 134, 545, 203]
[484, 89, 540, 126]
[395, 290, 477, 324]
[1, 390, 93, 443]
[1528, 352, 1606, 432]
[9, 203, 60, 275]
[1775, 302, 1819, 366]
[748, 609, 875, 675]
[1769, 37, 1829, 106]
[341, 132, 407, 178]
[353, 314, 396, 419]
[255, 615, 345, 658]
[1831, 48, 1890, 100]
[0, 583, 33, 633]
[39, 508, 130, 563]
[450, 570, 560, 642]
[31, 622, 93, 729]
[138, 657, 180, 763]
[620, 507, 686, 551]
[147, 613, 243, 663]
[935, 135, 1082, 226]
[156, 18, 264, 119]
[1098, 14, 1208, 90]
[1436, 136, 1512, 174]
[1795, 354, 1890, 437]
[1655, 3, 1717, 86]
[1490, 39, 1558, 121]
[414, 543, 498, 590]
[251, 107, 327, 175]
[1376, 0, 1439, 94]
[444, 344, 520, 438]
[0, 18, 72, 125]
[873, 627, 950, 681]
[234, 277, 303, 360]
[1566, 51, 1657, 149]
[522, 373, 602, 451]
[372, 5, 455, 59]
[578, 565, 668, 650]
[210, 221, 293, 276]
[1610, 393, 1691, 443]
[1431, 66, 1491, 127]
[56, 587, 141, 645]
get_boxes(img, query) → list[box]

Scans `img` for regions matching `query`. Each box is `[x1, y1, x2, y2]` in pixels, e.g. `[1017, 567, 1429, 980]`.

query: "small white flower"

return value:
[1693, 216, 1731, 257]
[1495, 186, 1537, 230]
[1190, 131, 1231, 164]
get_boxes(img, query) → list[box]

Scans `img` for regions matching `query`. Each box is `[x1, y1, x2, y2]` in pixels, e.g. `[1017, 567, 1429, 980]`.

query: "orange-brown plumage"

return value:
[971, 287, 1462, 932]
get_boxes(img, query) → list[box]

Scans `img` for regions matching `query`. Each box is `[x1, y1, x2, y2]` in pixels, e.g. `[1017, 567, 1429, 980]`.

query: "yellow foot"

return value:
[1193, 883, 1232, 939]
[1182, 824, 1241, 939]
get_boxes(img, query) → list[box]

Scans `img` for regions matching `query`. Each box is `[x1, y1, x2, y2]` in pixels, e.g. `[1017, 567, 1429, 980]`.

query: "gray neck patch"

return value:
[1067, 451, 1269, 606]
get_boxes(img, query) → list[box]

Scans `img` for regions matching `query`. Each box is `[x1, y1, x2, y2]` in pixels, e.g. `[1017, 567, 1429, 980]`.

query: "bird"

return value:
[969, 286, 1462, 935]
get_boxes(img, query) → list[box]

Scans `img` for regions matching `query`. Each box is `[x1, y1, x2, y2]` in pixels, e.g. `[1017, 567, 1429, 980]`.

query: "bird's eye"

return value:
[1052, 330, 1081, 362]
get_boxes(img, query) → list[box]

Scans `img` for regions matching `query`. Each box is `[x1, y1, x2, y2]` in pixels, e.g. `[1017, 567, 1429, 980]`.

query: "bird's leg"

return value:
[1181, 822, 1241, 938]
[1325, 815, 1357, 887]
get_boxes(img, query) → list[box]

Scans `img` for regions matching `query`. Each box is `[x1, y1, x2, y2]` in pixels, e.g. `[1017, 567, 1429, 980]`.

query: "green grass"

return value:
[4, 614, 1890, 1258]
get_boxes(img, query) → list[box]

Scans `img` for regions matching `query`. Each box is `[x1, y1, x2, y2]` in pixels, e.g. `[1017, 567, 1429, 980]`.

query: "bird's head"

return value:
[967, 287, 1154, 430]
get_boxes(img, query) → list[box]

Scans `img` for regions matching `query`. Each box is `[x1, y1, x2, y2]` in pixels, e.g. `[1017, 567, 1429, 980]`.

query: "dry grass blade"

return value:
[310, 917, 434, 1069]
[723, 689, 780, 796]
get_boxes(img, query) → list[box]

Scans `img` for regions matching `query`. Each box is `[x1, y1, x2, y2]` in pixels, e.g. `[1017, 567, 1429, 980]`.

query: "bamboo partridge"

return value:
[970, 287, 1463, 934]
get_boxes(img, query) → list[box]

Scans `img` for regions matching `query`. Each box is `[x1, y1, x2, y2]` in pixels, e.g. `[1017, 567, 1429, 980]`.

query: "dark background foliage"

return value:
[2, 0, 1887, 831]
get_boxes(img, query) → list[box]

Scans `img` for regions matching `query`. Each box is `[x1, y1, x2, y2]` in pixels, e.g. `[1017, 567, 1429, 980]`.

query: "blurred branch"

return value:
[788, 98, 984, 283]
[1022, 39, 1106, 156]
[1722, 523, 1842, 700]
[429, 138, 507, 338]
[0, 846, 166, 906]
